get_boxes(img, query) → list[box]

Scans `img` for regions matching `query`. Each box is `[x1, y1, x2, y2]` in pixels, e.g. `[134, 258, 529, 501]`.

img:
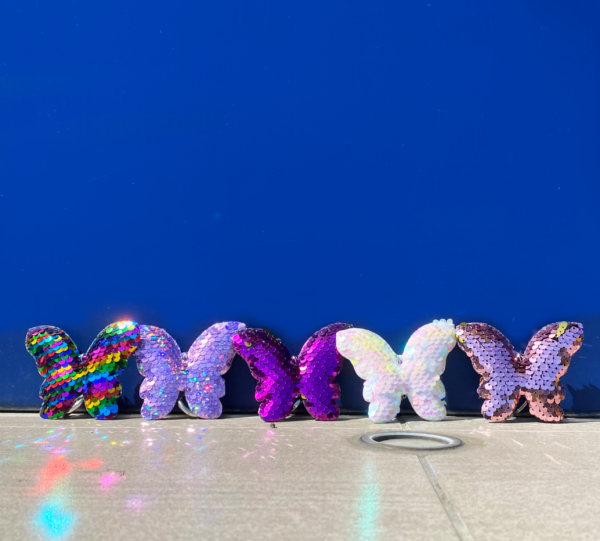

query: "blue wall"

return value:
[1, 1, 599, 415]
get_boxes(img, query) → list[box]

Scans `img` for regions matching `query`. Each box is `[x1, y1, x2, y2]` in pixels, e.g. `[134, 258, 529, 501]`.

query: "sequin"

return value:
[25, 321, 140, 420]
[336, 320, 457, 423]
[133, 322, 245, 420]
[455, 321, 584, 422]
[232, 323, 352, 422]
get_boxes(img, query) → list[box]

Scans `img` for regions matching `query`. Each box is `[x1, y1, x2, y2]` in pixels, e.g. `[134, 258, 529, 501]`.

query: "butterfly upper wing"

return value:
[296, 323, 352, 420]
[184, 321, 246, 419]
[82, 320, 140, 420]
[232, 328, 299, 422]
[520, 321, 583, 422]
[399, 319, 456, 421]
[134, 325, 184, 420]
[455, 322, 522, 421]
[336, 328, 404, 423]
[25, 326, 87, 419]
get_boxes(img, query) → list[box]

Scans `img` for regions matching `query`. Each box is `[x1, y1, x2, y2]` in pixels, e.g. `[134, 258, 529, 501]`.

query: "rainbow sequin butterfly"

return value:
[25, 321, 140, 420]
[232, 323, 353, 422]
[133, 322, 246, 420]
[455, 321, 584, 422]
[336, 320, 457, 423]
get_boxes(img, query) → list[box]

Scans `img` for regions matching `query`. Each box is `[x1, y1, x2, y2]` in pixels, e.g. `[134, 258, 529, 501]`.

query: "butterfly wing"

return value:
[232, 328, 299, 422]
[82, 320, 140, 420]
[25, 326, 87, 419]
[297, 322, 352, 420]
[521, 321, 583, 422]
[455, 322, 522, 421]
[183, 321, 246, 419]
[134, 325, 184, 420]
[336, 328, 404, 423]
[400, 319, 456, 421]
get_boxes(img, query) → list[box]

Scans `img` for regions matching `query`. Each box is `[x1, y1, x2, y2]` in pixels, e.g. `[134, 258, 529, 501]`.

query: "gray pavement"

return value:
[0, 413, 598, 540]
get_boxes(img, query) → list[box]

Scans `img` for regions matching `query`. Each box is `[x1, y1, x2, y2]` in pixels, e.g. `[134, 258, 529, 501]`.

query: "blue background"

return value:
[1, 1, 599, 415]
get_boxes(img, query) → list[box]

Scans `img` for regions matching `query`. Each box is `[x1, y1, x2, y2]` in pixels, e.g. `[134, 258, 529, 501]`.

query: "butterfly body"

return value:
[455, 321, 584, 422]
[232, 323, 352, 422]
[25, 321, 140, 420]
[336, 319, 457, 423]
[134, 322, 245, 420]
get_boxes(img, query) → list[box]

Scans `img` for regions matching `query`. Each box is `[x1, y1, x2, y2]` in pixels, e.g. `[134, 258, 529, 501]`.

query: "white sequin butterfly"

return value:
[336, 320, 457, 423]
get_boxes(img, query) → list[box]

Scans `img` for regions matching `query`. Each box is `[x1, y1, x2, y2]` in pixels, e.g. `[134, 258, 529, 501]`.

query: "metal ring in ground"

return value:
[360, 431, 463, 451]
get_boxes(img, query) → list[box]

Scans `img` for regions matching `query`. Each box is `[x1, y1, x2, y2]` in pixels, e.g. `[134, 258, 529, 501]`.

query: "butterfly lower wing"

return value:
[521, 321, 583, 422]
[456, 322, 521, 421]
[25, 326, 87, 419]
[232, 328, 298, 422]
[336, 329, 404, 423]
[134, 325, 183, 420]
[297, 323, 352, 420]
[82, 321, 140, 420]
[184, 321, 246, 419]
[400, 319, 456, 421]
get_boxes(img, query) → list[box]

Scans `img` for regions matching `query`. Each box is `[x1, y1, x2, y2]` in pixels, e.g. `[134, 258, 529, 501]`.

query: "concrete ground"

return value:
[0, 413, 598, 541]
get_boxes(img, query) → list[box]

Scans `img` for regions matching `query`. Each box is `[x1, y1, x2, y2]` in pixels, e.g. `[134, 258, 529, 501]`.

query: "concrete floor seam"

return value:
[418, 456, 475, 541]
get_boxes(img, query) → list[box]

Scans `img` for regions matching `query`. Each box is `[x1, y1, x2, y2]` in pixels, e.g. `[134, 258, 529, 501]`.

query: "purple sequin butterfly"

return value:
[232, 323, 352, 422]
[133, 321, 246, 420]
[456, 321, 584, 422]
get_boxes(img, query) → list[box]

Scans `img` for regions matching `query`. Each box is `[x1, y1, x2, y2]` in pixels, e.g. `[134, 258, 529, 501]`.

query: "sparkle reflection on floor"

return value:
[2, 413, 600, 541]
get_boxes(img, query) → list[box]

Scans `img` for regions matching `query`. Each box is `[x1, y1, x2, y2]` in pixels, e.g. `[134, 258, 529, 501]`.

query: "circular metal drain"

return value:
[360, 431, 463, 451]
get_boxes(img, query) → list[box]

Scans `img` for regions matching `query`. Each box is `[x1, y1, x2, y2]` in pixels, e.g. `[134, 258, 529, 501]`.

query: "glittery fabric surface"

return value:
[185, 322, 247, 418]
[336, 319, 457, 423]
[297, 322, 353, 420]
[232, 323, 352, 422]
[134, 326, 183, 420]
[455, 321, 584, 422]
[25, 321, 140, 420]
[134, 322, 245, 420]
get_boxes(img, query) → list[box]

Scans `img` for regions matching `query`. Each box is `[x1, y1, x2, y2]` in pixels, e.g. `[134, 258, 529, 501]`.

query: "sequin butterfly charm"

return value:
[133, 322, 246, 420]
[232, 323, 353, 422]
[336, 320, 457, 423]
[455, 321, 584, 422]
[25, 321, 140, 420]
